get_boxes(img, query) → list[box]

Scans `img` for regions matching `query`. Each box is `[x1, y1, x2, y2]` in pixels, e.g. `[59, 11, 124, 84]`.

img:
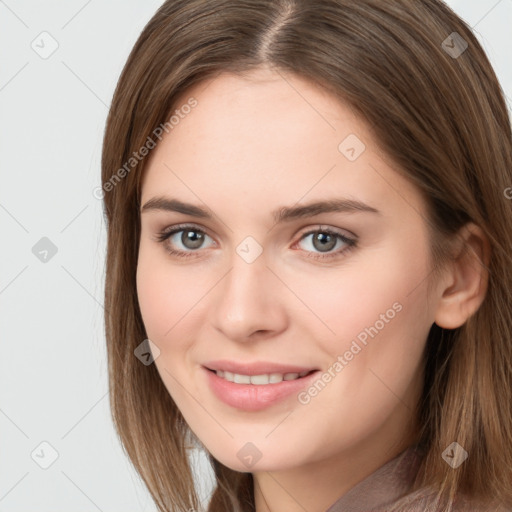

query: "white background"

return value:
[1, 1, 511, 510]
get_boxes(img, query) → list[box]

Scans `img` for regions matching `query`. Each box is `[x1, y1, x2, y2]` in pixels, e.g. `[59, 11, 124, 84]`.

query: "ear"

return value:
[434, 223, 491, 330]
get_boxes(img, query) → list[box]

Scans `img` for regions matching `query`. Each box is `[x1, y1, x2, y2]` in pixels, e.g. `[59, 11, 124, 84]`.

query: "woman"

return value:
[100, 1, 512, 510]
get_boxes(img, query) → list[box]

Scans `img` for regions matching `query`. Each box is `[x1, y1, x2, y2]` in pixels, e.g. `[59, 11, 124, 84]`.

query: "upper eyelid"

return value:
[160, 223, 355, 240]
[161, 223, 215, 241]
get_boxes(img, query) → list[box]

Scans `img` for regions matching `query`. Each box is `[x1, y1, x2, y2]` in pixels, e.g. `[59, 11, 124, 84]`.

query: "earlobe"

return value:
[434, 223, 491, 330]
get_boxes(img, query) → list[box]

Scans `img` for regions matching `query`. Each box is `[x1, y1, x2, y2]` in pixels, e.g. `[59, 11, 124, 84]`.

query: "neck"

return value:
[253, 411, 420, 512]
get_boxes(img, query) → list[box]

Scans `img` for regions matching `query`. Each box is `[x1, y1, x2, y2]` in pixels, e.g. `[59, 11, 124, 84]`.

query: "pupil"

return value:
[313, 233, 336, 252]
[183, 230, 204, 249]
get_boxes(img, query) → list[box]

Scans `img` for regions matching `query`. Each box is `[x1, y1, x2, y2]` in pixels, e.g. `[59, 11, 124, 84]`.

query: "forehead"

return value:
[141, 68, 426, 223]
[155, 68, 365, 163]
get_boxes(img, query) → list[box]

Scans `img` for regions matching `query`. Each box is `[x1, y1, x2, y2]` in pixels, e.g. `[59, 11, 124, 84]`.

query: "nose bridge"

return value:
[212, 241, 285, 339]
[221, 246, 268, 315]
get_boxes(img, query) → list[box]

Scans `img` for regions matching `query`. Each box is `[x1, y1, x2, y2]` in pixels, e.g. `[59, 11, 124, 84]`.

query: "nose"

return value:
[211, 250, 288, 342]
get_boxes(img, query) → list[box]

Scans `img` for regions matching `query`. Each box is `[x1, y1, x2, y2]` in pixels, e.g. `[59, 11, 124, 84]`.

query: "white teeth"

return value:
[233, 373, 251, 384]
[269, 373, 284, 383]
[250, 374, 272, 385]
[214, 370, 311, 385]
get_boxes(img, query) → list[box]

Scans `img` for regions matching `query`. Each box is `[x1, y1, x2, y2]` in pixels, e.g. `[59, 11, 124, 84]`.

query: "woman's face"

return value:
[137, 67, 439, 472]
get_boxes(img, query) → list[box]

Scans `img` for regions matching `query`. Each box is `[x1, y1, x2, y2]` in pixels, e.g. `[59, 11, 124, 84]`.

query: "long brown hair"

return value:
[101, 1, 512, 510]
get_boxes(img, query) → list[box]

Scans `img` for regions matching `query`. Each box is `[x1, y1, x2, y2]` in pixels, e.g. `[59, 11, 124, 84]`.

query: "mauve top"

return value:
[324, 444, 511, 512]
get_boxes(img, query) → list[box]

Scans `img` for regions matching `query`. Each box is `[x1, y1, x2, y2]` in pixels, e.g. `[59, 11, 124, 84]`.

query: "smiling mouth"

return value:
[205, 368, 318, 385]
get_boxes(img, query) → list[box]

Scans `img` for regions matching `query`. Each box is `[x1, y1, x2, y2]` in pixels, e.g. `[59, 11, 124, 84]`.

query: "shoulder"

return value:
[390, 489, 512, 512]
[452, 493, 512, 512]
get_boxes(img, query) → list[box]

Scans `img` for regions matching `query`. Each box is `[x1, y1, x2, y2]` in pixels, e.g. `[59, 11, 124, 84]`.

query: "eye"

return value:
[294, 226, 357, 260]
[155, 224, 215, 258]
[154, 224, 357, 261]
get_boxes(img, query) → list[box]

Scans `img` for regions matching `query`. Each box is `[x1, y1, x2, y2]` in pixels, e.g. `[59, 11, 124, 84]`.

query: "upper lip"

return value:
[203, 360, 319, 376]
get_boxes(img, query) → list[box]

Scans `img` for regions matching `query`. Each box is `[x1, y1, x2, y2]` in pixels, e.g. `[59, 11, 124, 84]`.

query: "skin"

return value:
[136, 66, 490, 512]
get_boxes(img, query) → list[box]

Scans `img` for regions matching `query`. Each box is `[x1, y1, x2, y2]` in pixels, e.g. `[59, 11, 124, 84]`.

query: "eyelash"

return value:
[154, 223, 357, 261]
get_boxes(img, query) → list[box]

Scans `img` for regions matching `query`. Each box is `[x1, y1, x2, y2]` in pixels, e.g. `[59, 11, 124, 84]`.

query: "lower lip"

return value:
[203, 366, 320, 412]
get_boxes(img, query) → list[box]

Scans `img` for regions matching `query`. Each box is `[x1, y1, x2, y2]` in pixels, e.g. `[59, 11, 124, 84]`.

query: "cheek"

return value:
[135, 249, 204, 405]
[285, 251, 430, 447]
[287, 264, 420, 342]
[136, 246, 197, 345]
[291, 239, 432, 369]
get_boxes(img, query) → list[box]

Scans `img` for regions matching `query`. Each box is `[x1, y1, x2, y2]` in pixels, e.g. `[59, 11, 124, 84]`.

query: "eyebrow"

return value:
[140, 196, 381, 223]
